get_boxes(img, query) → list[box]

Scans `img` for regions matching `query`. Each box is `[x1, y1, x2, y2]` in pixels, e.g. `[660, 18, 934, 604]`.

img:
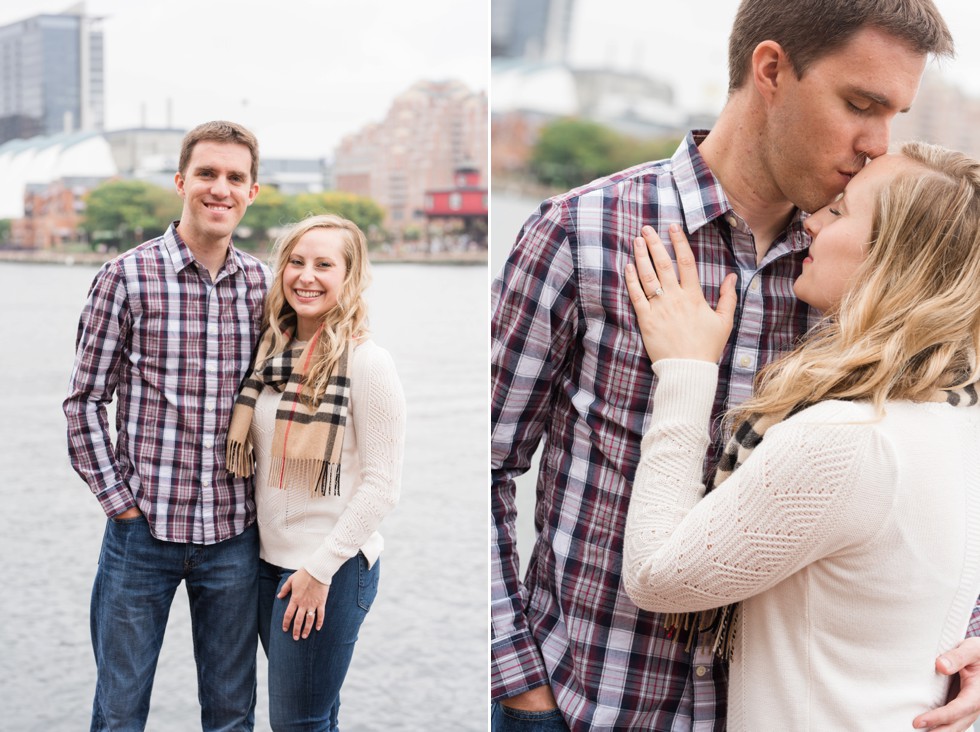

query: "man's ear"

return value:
[175, 171, 186, 198]
[751, 40, 788, 105]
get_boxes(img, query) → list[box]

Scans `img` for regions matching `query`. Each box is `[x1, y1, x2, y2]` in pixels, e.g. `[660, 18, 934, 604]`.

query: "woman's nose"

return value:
[804, 214, 821, 238]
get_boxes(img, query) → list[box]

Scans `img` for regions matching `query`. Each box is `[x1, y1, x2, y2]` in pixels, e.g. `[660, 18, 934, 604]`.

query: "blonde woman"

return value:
[622, 143, 980, 729]
[227, 214, 405, 730]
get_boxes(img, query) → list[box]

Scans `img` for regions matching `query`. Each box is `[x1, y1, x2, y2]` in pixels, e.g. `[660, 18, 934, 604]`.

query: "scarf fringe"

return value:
[664, 604, 740, 660]
[270, 456, 342, 497]
[226, 327, 351, 499]
[226, 439, 255, 479]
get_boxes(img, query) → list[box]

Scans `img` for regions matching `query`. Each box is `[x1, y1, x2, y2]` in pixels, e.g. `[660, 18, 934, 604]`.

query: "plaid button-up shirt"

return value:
[491, 132, 819, 730]
[65, 224, 269, 545]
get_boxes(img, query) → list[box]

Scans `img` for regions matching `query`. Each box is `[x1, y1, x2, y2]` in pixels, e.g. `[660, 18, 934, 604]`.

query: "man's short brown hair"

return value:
[178, 120, 260, 184]
[727, 0, 954, 93]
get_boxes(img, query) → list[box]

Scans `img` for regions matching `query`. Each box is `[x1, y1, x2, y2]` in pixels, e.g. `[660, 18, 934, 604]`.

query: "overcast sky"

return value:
[568, 0, 980, 114]
[4, 1, 979, 158]
[0, 0, 489, 158]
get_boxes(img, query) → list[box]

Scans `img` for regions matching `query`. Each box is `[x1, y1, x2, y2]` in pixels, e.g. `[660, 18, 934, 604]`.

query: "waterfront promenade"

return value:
[0, 246, 487, 267]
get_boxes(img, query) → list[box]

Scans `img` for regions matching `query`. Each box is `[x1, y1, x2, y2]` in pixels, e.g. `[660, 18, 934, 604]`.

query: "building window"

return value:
[449, 193, 462, 211]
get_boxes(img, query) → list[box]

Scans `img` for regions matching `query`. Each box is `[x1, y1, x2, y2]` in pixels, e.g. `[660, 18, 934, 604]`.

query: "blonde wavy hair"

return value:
[263, 214, 371, 404]
[729, 141, 980, 430]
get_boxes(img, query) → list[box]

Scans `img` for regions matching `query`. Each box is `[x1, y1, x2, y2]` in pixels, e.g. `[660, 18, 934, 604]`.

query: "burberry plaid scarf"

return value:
[666, 382, 980, 660]
[226, 324, 351, 496]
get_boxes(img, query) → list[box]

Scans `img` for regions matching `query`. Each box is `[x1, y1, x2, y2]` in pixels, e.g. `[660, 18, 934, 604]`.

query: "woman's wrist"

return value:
[650, 359, 719, 426]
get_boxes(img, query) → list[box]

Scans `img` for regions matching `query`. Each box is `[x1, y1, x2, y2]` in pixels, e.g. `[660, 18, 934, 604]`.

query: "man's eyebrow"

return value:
[193, 164, 249, 178]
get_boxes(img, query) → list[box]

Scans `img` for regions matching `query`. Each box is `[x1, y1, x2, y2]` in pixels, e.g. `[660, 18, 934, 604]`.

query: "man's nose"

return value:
[858, 119, 890, 161]
[211, 175, 230, 197]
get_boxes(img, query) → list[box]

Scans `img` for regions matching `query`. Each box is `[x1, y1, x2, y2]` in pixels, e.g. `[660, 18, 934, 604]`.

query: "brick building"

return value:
[333, 80, 488, 232]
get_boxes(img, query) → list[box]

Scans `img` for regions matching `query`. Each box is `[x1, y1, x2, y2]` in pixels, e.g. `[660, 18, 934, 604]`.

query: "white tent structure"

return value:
[0, 132, 117, 219]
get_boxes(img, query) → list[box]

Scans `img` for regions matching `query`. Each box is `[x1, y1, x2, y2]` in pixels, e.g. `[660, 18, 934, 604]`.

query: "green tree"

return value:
[531, 118, 622, 189]
[611, 136, 681, 174]
[531, 117, 681, 190]
[82, 179, 182, 250]
[289, 191, 386, 240]
[239, 189, 387, 249]
[239, 185, 293, 244]
[0, 219, 11, 245]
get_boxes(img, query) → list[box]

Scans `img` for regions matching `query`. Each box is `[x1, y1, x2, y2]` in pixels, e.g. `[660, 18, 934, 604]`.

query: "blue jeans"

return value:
[491, 702, 571, 731]
[258, 554, 380, 732]
[90, 516, 258, 732]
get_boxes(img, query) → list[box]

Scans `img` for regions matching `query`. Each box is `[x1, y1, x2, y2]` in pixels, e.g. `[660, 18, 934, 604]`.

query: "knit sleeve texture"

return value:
[622, 358, 894, 613]
[305, 342, 406, 584]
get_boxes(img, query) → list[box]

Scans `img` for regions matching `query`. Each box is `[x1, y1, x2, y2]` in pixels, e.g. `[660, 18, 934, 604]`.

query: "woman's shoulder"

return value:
[768, 400, 925, 471]
[352, 337, 391, 360]
[785, 397, 972, 428]
[785, 399, 878, 425]
[766, 400, 889, 459]
[350, 338, 399, 377]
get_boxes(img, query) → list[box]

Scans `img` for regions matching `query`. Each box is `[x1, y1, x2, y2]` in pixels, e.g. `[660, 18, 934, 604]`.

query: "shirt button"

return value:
[206, 403, 215, 412]
[695, 665, 707, 677]
[202, 479, 211, 487]
[208, 325, 218, 335]
[726, 215, 737, 228]
[204, 440, 213, 449]
[739, 355, 752, 368]
[749, 278, 761, 292]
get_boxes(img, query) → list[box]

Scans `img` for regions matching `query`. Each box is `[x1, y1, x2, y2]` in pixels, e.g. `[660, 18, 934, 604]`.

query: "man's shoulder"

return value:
[553, 157, 676, 210]
[231, 247, 272, 290]
[523, 158, 681, 242]
[233, 246, 269, 270]
[98, 235, 169, 276]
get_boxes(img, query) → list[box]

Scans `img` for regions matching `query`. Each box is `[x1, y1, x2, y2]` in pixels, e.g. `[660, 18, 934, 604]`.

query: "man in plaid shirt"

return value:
[65, 121, 269, 731]
[491, 1, 980, 730]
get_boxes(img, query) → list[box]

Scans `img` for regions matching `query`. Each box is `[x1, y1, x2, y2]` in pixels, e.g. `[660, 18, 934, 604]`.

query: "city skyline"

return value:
[0, 1, 488, 158]
[565, 0, 980, 115]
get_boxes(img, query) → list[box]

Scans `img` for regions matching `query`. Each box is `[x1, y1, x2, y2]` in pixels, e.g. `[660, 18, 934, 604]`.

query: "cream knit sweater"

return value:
[623, 359, 980, 731]
[250, 339, 405, 585]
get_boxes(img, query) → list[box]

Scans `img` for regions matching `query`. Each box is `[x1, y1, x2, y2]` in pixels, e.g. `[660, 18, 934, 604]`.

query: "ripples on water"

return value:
[0, 261, 488, 731]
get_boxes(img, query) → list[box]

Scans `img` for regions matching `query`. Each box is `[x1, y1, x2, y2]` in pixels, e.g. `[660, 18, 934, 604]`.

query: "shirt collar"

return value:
[673, 130, 810, 253]
[164, 222, 244, 276]
[672, 130, 731, 235]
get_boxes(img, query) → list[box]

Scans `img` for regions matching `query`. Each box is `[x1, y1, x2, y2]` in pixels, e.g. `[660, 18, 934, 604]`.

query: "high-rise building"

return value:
[333, 80, 488, 232]
[492, 0, 575, 63]
[0, 6, 104, 145]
